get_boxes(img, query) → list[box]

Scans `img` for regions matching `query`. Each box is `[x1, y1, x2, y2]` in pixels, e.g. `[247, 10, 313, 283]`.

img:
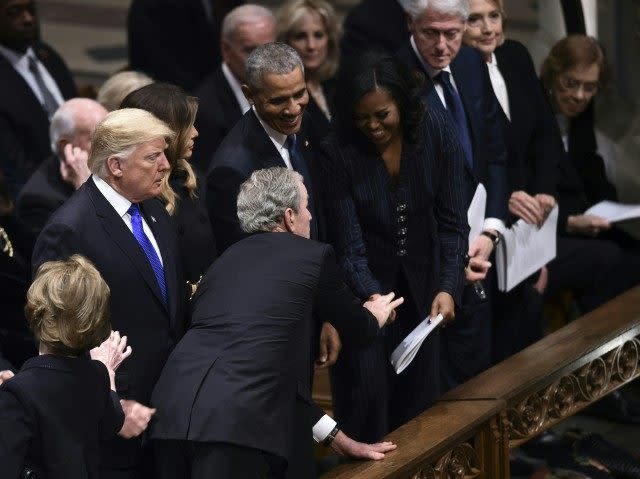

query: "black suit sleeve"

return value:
[314, 245, 380, 347]
[93, 362, 125, 439]
[0, 388, 34, 479]
[0, 116, 29, 198]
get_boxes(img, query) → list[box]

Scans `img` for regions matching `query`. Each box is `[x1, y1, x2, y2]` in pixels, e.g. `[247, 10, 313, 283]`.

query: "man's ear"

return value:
[282, 207, 295, 232]
[405, 12, 414, 32]
[242, 84, 255, 106]
[106, 155, 123, 178]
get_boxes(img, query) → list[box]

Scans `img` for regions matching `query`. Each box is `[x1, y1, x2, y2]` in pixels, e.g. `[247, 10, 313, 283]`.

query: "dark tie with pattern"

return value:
[435, 70, 474, 168]
[128, 204, 168, 305]
[286, 135, 318, 239]
[27, 56, 59, 119]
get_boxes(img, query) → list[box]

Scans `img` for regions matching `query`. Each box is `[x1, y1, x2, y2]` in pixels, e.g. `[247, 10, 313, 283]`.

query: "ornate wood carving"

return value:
[410, 442, 481, 479]
[507, 336, 640, 444]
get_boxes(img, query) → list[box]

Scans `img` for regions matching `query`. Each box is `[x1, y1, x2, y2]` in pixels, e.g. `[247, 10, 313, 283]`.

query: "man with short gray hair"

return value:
[153, 167, 400, 479]
[398, 0, 509, 388]
[192, 4, 276, 170]
[16, 98, 107, 235]
[33, 108, 187, 479]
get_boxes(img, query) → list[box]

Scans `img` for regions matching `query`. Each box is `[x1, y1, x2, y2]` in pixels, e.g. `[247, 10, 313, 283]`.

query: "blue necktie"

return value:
[436, 71, 474, 168]
[128, 204, 168, 305]
[286, 135, 318, 239]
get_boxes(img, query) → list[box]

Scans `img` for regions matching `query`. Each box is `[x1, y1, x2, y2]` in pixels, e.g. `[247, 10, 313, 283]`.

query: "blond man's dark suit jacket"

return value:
[31, 178, 186, 471]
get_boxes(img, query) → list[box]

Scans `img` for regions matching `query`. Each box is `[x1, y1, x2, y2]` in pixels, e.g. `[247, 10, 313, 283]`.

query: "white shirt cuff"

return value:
[483, 218, 507, 236]
[312, 414, 337, 443]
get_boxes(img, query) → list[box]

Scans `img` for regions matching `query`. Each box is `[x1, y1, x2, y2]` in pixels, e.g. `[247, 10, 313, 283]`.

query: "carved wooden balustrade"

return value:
[318, 286, 640, 478]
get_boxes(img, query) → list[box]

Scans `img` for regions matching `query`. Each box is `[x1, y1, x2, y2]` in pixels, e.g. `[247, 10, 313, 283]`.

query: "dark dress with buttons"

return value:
[319, 108, 468, 442]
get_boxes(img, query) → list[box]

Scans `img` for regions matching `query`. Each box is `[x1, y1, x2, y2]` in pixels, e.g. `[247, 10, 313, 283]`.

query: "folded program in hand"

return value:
[390, 314, 444, 374]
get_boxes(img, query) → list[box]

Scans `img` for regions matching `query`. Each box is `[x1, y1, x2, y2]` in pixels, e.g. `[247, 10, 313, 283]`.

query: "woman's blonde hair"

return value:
[26, 255, 111, 356]
[276, 0, 341, 82]
[96, 70, 153, 112]
[120, 83, 199, 215]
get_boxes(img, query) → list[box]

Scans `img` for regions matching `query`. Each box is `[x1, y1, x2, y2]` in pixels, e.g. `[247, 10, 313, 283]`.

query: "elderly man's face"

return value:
[244, 66, 308, 136]
[0, 0, 37, 51]
[221, 19, 275, 83]
[115, 137, 170, 203]
[290, 178, 312, 239]
[409, 9, 465, 70]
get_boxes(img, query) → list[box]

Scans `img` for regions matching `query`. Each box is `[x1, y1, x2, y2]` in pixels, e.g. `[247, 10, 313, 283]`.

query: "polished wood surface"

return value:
[442, 286, 640, 402]
[319, 286, 640, 477]
[322, 400, 505, 479]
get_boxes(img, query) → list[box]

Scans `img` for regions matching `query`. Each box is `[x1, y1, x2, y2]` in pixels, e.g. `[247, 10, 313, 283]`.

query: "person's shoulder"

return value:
[496, 39, 533, 65]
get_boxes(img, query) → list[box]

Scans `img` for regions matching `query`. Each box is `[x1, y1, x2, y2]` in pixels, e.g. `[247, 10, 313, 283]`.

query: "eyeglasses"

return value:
[416, 28, 463, 42]
[557, 75, 600, 95]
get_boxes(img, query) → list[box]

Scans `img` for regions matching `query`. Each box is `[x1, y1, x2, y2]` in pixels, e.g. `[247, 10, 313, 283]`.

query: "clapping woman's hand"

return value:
[90, 331, 133, 390]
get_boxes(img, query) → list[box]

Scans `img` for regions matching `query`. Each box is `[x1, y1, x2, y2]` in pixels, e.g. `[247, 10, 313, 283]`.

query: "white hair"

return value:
[404, 0, 469, 20]
[49, 105, 75, 154]
[237, 167, 303, 233]
[96, 71, 153, 111]
[221, 4, 275, 42]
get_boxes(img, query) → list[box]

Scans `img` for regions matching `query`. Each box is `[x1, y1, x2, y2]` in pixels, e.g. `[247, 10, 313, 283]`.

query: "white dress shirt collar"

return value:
[221, 62, 251, 114]
[0, 44, 65, 108]
[92, 175, 132, 218]
[252, 107, 292, 169]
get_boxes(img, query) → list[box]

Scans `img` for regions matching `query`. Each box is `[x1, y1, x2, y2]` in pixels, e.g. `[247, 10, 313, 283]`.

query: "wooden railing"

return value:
[319, 286, 640, 478]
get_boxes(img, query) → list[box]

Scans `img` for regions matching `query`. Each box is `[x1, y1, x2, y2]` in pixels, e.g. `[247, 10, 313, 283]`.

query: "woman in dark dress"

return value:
[276, 0, 340, 141]
[540, 35, 640, 313]
[121, 83, 217, 293]
[320, 51, 468, 442]
[0, 254, 129, 478]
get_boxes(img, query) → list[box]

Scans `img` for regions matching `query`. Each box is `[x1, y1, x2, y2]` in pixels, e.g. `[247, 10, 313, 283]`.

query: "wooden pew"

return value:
[319, 286, 640, 478]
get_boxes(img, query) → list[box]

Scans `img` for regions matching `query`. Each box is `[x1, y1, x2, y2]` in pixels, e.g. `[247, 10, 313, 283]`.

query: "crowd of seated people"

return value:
[1, 0, 639, 477]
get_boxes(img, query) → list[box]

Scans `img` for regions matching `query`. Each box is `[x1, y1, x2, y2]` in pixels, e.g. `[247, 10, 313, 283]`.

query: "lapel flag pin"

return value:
[151, 215, 156, 223]
[304, 140, 309, 147]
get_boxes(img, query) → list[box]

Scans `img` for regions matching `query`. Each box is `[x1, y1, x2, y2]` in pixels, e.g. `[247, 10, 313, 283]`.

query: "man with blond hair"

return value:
[32, 108, 187, 479]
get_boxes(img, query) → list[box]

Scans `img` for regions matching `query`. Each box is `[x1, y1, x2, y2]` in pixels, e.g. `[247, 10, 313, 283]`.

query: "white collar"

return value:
[92, 175, 133, 218]
[252, 107, 288, 149]
[410, 36, 452, 80]
[0, 44, 35, 67]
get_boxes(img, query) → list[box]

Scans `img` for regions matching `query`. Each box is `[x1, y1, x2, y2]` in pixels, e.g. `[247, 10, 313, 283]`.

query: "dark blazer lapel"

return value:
[217, 68, 243, 125]
[0, 54, 49, 122]
[86, 179, 168, 313]
[140, 201, 178, 320]
[245, 110, 288, 169]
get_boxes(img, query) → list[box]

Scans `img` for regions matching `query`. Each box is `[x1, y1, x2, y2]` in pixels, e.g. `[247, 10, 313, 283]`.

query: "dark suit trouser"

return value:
[440, 277, 493, 392]
[546, 235, 640, 314]
[331, 273, 440, 443]
[192, 442, 285, 479]
[491, 278, 544, 364]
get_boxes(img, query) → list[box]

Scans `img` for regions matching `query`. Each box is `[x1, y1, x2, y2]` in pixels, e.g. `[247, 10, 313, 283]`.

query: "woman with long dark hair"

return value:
[320, 51, 468, 441]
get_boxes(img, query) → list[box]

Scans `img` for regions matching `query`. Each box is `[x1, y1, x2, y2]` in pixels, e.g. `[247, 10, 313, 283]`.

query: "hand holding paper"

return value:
[390, 314, 444, 374]
[584, 201, 640, 223]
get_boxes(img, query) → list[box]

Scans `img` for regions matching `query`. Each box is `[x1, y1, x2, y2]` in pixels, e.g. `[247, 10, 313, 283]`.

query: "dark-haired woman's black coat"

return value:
[0, 355, 124, 479]
[169, 169, 217, 286]
[319, 107, 468, 441]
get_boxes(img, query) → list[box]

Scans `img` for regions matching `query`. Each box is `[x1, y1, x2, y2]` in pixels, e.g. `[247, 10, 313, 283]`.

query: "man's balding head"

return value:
[220, 4, 276, 83]
[50, 98, 108, 157]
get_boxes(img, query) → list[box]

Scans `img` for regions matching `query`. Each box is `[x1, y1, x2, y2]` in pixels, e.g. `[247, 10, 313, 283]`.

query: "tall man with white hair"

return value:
[153, 167, 400, 479]
[192, 4, 276, 170]
[397, 0, 509, 388]
[16, 98, 107, 235]
[32, 108, 187, 479]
